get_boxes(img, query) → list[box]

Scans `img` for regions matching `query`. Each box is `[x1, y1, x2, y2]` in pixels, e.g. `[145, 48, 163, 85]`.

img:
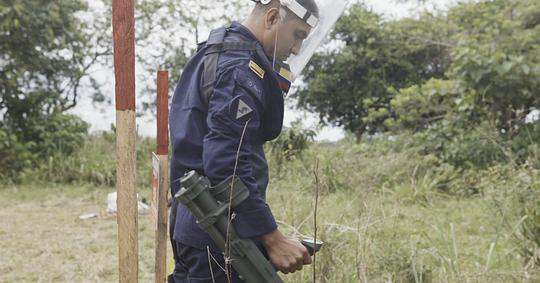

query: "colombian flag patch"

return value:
[276, 67, 293, 95]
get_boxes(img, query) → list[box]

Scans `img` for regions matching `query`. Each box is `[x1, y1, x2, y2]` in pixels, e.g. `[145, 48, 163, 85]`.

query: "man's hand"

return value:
[261, 229, 312, 274]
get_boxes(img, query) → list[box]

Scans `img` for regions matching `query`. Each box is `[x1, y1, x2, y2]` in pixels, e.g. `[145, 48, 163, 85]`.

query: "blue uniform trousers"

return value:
[168, 243, 245, 283]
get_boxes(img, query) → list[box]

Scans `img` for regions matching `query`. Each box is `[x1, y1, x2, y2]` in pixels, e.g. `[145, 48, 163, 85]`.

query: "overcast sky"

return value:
[70, 0, 458, 141]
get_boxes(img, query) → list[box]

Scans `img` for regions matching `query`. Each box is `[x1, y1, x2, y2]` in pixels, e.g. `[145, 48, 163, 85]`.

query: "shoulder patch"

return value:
[228, 96, 255, 124]
[236, 99, 253, 119]
[249, 60, 265, 79]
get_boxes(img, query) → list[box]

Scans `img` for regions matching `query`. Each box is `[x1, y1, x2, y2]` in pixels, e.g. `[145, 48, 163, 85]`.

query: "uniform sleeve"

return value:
[202, 66, 277, 239]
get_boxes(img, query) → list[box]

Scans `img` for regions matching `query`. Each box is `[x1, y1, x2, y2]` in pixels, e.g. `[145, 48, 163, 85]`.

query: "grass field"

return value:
[1, 140, 539, 282]
[0, 185, 160, 283]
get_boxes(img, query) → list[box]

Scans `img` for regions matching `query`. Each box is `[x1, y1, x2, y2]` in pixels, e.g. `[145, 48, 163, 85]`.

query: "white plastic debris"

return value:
[107, 192, 117, 213]
[79, 192, 150, 220]
[79, 213, 98, 220]
[138, 200, 150, 212]
[107, 191, 150, 213]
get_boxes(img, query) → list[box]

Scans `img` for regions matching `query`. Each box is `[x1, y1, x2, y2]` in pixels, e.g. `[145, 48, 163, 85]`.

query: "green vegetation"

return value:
[0, 0, 109, 181]
[5, 130, 156, 188]
[1, 132, 539, 282]
[268, 132, 540, 282]
[0, 0, 248, 182]
[300, 0, 540, 141]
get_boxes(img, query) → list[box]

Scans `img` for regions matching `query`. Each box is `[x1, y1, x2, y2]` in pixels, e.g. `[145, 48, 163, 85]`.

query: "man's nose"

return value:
[290, 41, 302, 56]
[291, 45, 300, 56]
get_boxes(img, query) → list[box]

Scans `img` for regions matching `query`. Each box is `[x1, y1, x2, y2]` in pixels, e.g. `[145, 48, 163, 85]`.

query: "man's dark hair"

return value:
[254, 0, 319, 19]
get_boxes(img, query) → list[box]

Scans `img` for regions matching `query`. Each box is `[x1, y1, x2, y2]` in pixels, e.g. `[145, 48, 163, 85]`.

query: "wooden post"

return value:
[112, 0, 138, 282]
[155, 71, 169, 283]
[156, 71, 169, 157]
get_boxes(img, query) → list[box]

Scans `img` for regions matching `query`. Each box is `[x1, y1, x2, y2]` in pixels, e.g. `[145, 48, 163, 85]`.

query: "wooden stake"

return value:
[156, 71, 169, 156]
[112, 0, 138, 282]
[155, 71, 169, 283]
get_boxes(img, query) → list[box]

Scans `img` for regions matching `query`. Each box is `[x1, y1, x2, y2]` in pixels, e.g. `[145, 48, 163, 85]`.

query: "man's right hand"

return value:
[261, 229, 312, 274]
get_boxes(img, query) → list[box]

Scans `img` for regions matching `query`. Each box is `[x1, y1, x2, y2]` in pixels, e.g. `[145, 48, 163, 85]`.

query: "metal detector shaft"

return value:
[175, 171, 284, 283]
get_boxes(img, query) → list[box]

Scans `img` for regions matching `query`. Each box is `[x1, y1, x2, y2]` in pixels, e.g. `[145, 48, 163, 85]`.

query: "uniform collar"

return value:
[230, 21, 279, 64]
[230, 21, 260, 45]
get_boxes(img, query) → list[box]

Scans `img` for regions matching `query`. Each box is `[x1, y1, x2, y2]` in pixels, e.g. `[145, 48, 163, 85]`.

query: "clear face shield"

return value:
[283, 0, 347, 78]
[251, 0, 347, 94]
[252, 0, 347, 94]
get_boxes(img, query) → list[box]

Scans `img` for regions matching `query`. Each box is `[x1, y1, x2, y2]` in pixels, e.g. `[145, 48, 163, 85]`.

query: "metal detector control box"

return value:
[174, 170, 285, 283]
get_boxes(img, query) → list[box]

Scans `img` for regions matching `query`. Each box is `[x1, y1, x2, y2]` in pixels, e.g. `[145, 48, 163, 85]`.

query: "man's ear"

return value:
[264, 8, 281, 29]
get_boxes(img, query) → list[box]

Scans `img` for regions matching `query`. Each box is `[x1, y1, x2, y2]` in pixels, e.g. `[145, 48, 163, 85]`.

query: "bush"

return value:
[0, 113, 88, 184]
[19, 132, 158, 188]
[388, 122, 509, 170]
[20, 134, 116, 186]
[515, 172, 540, 268]
[267, 120, 316, 175]
[0, 128, 35, 182]
[31, 113, 89, 158]
[510, 120, 540, 167]
[439, 123, 510, 169]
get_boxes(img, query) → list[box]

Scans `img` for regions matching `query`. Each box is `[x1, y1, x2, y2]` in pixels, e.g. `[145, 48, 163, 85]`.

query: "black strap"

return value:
[201, 52, 221, 108]
[207, 27, 227, 45]
[205, 42, 258, 54]
[200, 28, 258, 108]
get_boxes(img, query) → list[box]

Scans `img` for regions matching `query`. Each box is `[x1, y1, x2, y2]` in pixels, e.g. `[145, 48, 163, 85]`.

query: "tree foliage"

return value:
[134, 0, 251, 113]
[0, 0, 95, 181]
[298, 0, 539, 141]
[0, 0, 251, 182]
[387, 0, 540, 168]
[446, 0, 540, 133]
[0, 0, 95, 124]
[298, 4, 451, 137]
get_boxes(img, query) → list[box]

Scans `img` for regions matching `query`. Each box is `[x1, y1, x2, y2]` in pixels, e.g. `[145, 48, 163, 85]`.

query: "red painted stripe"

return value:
[156, 71, 169, 155]
[113, 0, 135, 111]
[278, 80, 291, 93]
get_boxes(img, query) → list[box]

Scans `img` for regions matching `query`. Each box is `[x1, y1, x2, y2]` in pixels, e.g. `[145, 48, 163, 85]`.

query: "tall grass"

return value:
[265, 134, 540, 282]
[15, 131, 155, 189]
[2, 128, 539, 282]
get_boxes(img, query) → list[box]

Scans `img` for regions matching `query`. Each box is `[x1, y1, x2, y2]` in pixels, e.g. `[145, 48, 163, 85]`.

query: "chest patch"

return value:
[249, 60, 265, 79]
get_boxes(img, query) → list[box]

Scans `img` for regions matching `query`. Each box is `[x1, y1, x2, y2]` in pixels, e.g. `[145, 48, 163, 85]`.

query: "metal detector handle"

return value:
[301, 239, 323, 256]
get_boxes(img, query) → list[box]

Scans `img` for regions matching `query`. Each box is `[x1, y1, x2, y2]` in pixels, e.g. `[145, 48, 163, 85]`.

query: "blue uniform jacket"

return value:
[169, 22, 285, 251]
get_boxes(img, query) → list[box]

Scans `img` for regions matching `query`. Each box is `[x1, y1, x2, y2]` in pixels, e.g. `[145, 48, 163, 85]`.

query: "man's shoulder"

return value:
[218, 31, 269, 76]
[218, 59, 267, 100]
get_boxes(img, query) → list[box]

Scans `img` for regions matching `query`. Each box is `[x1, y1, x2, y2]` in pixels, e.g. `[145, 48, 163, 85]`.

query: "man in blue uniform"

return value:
[169, 0, 319, 282]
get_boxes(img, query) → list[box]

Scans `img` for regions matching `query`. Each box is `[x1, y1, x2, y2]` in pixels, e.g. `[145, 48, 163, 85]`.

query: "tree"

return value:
[0, 0, 99, 180]
[134, 0, 251, 114]
[0, 0, 98, 127]
[388, 0, 540, 134]
[297, 4, 451, 138]
[446, 0, 540, 134]
[298, 0, 539, 141]
[0, 0, 251, 181]
[382, 0, 540, 168]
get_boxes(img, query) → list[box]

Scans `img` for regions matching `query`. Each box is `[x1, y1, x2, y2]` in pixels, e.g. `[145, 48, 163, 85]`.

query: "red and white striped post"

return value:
[112, 0, 138, 282]
[154, 71, 169, 283]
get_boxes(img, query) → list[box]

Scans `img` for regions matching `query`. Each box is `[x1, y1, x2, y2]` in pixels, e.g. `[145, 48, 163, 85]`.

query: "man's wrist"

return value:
[261, 229, 284, 247]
